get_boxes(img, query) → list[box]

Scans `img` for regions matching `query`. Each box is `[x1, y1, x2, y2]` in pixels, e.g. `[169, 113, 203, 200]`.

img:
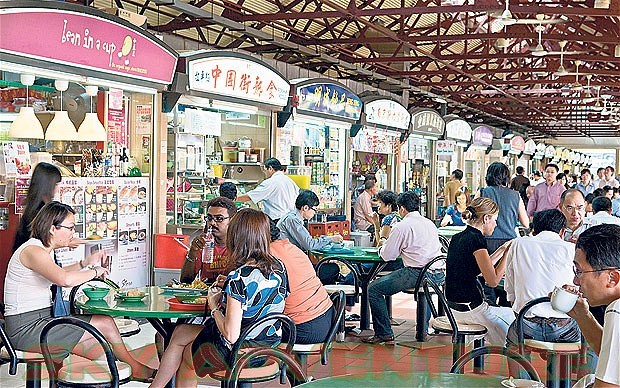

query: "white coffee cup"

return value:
[550, 286, 579, 313]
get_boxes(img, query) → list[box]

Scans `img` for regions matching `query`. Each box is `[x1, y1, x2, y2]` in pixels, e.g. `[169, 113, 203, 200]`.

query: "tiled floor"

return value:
[1, 292, 567, 387]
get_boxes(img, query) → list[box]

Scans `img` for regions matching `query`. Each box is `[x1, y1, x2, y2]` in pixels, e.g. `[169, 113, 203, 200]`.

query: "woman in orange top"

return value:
[269, 220, 334, 344]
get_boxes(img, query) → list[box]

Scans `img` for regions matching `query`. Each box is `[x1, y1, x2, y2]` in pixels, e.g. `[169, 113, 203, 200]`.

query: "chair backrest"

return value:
[450, 345, 541, 382]
[227, 347, 308, 388]
[319, 290, 345, 364]
[227, 313, 296, 381]
[315, 257, 360, 300]
[439, 235, 450, 254]
[0, 315, 19, 375]
[412, 255, 446, 297]
[422, 277, 460, 344]
[515, 296, 586, 359]
[68, 278, 119, 314]
[40, 316, 121, 388]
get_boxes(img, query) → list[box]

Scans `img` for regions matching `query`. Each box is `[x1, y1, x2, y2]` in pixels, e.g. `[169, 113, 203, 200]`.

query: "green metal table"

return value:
[438, 225, 466, 238]
[299, 371, 505, 387]
[311, 247, 387, 331]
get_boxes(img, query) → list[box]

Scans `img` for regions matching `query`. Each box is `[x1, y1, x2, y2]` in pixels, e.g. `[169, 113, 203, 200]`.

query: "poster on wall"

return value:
[54, 177, 150, 289]
[135, 104, 152, 135]
[107, 89, 127, 146]
[1, 141, 31, 177]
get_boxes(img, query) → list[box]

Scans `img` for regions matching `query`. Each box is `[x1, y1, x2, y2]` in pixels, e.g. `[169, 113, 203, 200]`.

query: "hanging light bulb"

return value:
[9, 74, 44, 139]
[77, 85, 107, 141]
[46, 80, 78, 141]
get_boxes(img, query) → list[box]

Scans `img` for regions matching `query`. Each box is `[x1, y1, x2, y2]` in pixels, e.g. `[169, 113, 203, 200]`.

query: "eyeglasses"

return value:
[573, 265, 620, 278]
[563, 204, 585, 213]
[56, 224, 75, 232]
[309, 206, 318, 212]
[206, 214, 230, 223]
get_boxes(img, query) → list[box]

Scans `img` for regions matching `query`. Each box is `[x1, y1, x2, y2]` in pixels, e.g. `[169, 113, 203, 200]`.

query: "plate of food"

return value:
[160, 279, 209, 294]
[174, 294, 207, 304]
[167, 297, 206, 311]
[501, 378, 545, 388]
[116, 289, 147, 302]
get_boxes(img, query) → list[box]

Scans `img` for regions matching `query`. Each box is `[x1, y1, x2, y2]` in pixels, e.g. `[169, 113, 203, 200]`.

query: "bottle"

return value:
[202, 228, 215, 264]
[120, 147, 129, 177]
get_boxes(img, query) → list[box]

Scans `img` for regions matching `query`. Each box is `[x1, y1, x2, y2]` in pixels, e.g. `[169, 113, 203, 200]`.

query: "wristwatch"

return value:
[210, 308, 221, 318]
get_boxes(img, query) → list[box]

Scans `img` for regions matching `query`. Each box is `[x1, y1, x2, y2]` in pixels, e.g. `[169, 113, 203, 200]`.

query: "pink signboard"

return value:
[0, 7, 177, 85]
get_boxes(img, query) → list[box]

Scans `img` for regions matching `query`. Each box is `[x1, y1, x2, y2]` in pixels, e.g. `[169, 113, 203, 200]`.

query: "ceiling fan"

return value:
[492, 0, 563, 28]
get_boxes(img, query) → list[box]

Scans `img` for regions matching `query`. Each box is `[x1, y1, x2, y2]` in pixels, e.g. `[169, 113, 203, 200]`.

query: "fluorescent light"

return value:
[433, 96, 448, 104]
[46, 111, 78, 140]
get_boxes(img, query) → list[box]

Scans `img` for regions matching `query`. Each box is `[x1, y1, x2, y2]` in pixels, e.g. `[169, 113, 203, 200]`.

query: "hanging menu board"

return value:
[54, 177, 150, 288]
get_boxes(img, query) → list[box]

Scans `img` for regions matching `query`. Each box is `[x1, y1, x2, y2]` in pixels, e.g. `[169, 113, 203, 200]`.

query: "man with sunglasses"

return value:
[568, 225, 620, 387]
[180, 197, 237, 283]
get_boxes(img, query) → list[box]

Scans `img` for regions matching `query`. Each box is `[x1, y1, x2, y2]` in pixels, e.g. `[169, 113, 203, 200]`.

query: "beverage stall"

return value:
[0, 1, 177, 290]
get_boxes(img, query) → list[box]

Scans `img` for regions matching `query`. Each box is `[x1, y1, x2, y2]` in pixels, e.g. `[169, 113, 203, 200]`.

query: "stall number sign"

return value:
[364, 99, 410, 130]
[188, 56, 289, 106]
[445, 119, 472, 141]
[437, 140, 456, 155]
[296, 83, 362, 120]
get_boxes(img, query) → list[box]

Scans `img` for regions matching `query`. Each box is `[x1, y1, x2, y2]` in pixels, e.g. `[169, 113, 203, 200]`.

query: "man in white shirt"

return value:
[236, 157, 299, 222]
[592, 167, 605, 189]
[505, 209, 581, 349]
[363, 191, 443, 344]
[584, 196, 620, 227]
[570, 225, 620, 387]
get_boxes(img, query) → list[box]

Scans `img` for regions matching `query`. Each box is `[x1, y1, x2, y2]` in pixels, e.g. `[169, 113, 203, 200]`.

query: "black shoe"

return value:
[362, 335, 395, 345]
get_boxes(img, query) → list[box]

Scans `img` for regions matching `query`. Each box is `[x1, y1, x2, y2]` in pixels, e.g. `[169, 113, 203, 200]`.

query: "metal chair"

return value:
[515, 296, 585, 388]
[0, 303, 45, 388]
[439, 235, 450, 254]
[228, 347, 307, 388]
[423, 278, 488, 371]
[40, 316, 132, 388]
[450, 345, 542, 382]
[69, 279, 141, 337]
[208, 313, 296, 387]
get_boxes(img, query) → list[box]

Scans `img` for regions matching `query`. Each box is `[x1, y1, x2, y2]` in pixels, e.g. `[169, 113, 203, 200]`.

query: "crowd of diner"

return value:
[2, 157, 620, 387]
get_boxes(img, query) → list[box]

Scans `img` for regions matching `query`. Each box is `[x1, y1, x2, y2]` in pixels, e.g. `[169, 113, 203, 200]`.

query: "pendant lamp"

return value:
[77, 85, 107, 141]
[9, 74, 44, 139]
[45, 80, 78, 141]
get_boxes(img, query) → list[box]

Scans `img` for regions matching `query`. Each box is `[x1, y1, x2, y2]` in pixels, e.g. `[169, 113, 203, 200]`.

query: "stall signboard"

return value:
[437, 140, 456, 155]
[0, 4, 176, 85]
[410, 109, 445, 137]
[444, 117, 472, 142]
[561, 149, 570, 162]
[523, 139, 536, 155]
[472, 126, 493, 146]
[364, 99, 410, 130]
[533, 151, 544, 160]
[545, 145, 556, 159]
[554, 147, 564, 160]
[351, 127, 398, 154]
[296, 83, 362, 120]
[54, 177, 150, 288]
[536, 142, 546, 153]
[188, 55, 289, 106]
[509, 136, 525, 154]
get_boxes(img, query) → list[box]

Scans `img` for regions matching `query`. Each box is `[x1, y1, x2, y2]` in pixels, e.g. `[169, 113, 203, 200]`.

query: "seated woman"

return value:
[3, 201, 154, 381]
[445, 197, 515, 345]
[269, 220, 335, 344]
[150, 209, 289, 388]
[372, 190, 401, 246]
[441, 187, 470, 227]
[277, 189, 343, 252]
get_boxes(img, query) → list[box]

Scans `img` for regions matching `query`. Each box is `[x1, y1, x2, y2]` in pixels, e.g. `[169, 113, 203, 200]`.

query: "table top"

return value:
[310, 247, 383, 263]
[438, 225, 466, 237]
[74, 286, 204, 319]
[298, 371, 505, 387]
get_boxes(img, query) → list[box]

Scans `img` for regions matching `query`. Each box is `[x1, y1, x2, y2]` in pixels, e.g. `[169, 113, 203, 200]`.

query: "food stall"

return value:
[464, 125, 494, 193]
[532, 142, 546, 172]
[404, 108, 445, 219]
[519, 138, 537, 175]
[165, 50, 290, 231]
[0, 1, 177, 290]
[351, 95, 410, 192]
[441, 115, 472, 203]
[277, 78, 361, 218]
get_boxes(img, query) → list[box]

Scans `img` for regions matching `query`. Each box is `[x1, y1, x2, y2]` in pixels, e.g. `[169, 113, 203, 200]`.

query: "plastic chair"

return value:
[208, 313, 296, 387]
[69, 279, 141, 337]
[0, 303, 45, 388]
[40, 316, 131, 388]
[450, 345, 541, 382]
[423, 278, 488, 371]
[401, 255, 446, 342]
[228, 347, 307, 388]
[515, 296, 585, 388]
[286, 291, 345, 379]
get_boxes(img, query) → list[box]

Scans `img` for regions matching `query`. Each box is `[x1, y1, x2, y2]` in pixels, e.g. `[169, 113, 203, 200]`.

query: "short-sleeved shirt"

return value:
[353, 190, 373, 231]
[247, 171, 299, 220]
[595, 299, 620, 385]
[444, 205, 465, 226]
[443, 180, 463, 206]
[193, 244, 234, 281]
[224, 260, 289, 343]
[446, 226, 486, 305]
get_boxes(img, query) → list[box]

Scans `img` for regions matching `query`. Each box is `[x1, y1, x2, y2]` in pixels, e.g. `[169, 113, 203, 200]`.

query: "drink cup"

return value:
[550, 286, 579, 313]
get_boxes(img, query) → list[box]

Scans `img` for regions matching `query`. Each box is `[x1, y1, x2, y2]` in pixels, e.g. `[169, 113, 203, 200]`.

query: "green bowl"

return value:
[83, 287, 110, 300]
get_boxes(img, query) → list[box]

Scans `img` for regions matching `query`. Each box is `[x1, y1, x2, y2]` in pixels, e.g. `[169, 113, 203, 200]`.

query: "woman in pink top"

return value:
[269, 220, 334, 344]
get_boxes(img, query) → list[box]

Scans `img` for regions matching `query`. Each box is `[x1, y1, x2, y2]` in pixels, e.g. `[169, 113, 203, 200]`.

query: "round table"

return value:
[299, 371, 506, 387]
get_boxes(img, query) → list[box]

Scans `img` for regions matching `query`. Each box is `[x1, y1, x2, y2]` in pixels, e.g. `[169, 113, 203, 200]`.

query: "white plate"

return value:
[361, 248, 378, 253]
[501, 378, 545, 388]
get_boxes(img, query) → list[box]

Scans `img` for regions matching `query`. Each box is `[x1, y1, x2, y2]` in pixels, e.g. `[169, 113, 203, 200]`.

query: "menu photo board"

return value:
[1, 141, 31, 177]
[295, 81, 362, 121]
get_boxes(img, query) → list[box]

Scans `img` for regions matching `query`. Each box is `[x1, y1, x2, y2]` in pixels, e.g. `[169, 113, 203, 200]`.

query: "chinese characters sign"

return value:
[364, 99, 410, 130]
[472, 126, 493, 146]
[437, 140, 456, 155]
[296, 83, 362, 120]
[188, 56, 289, 106]
[0, 6, 176, 85]
[509, 136, 525, 154]
[445, 118, 472, 142]
[410, 109, 445, 137]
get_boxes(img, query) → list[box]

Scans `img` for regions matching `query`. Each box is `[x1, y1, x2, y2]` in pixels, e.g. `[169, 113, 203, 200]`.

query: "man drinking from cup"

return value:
[566, 225, 620, 387]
